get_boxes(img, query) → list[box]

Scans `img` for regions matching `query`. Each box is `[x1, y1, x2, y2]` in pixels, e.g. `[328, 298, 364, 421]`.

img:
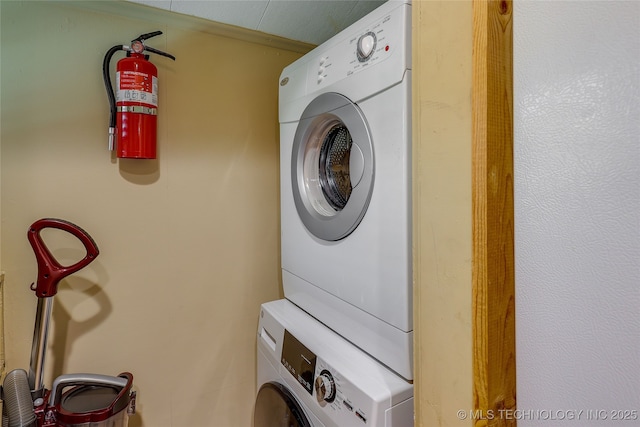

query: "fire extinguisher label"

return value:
[116, 71, 158, 107]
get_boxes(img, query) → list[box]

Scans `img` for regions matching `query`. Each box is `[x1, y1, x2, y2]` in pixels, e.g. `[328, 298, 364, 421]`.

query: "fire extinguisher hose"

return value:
[102, 45, 127, 151]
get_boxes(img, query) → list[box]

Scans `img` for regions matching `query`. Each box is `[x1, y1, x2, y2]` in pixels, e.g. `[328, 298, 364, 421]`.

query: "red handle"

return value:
[28, 218, 99, 297]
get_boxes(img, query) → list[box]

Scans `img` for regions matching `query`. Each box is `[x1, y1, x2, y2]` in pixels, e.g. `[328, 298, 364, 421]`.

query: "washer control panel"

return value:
[313, 358, 373, 425]
[281, 329, 377, 425]
[261, 301, 413, 427]
[282, 330, 316, 396]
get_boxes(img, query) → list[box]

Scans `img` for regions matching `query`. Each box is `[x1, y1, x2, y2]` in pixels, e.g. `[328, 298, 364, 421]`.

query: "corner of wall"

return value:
[0, 2, 4, 380]
[0, 272, 5, 379]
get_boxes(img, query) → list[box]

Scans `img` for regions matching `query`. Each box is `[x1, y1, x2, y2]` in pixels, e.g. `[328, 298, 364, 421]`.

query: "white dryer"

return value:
[279, 1, 412, 379]
[254, 299, 413, 427]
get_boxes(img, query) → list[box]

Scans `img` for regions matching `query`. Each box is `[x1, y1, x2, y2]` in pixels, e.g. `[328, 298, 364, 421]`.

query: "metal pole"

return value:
[28, 297, 53, 397]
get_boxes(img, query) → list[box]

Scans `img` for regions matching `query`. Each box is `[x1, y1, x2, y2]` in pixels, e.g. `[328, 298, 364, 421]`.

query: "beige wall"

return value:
[0, 2, 304, 426]
[413, 1, 474, 426]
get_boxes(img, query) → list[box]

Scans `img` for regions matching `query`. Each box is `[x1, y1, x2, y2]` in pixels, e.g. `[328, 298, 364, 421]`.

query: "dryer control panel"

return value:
[279, 1, 410, 122]
[305, 1, 410, 96]
[312, 10, 402, 87]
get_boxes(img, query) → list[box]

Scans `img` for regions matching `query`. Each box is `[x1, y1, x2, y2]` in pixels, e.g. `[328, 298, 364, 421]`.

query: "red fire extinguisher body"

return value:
[116, 53, 158, 159]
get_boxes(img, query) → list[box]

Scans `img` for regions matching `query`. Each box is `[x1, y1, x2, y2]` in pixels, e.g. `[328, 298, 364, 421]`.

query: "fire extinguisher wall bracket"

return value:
[102, 31, 175, 159]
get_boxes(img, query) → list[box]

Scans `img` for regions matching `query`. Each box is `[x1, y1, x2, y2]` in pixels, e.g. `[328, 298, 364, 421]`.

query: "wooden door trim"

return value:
[472, 0, 516, 425]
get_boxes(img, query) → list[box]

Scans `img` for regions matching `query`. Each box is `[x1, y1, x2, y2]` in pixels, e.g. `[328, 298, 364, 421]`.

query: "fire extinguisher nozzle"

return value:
[108, 127, 116, 151]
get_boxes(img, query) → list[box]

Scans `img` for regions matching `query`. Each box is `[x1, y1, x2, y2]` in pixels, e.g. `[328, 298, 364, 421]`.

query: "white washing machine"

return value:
[279, 1, 412, 379]
[254, 299, 413, 427]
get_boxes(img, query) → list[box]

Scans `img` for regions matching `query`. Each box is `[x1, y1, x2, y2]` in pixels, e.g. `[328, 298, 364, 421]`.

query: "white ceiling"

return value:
[127, 0, 387, 46]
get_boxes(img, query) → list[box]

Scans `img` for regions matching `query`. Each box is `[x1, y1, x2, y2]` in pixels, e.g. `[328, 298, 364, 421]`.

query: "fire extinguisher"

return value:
[103, 31, 175, 159]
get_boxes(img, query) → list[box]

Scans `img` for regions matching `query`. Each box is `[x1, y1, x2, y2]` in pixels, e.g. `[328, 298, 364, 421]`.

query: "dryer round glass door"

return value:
[291, 93, 374, 241]
[254, 382, 312, 427]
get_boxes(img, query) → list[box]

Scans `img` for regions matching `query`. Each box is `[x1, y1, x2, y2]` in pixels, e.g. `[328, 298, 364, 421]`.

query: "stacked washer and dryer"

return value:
[254, 1, 413, 426]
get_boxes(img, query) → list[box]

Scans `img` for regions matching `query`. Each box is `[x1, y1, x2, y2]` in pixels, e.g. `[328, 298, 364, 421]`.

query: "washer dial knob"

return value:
[357, 32, 377, 62]
[314, 370, 336, 403]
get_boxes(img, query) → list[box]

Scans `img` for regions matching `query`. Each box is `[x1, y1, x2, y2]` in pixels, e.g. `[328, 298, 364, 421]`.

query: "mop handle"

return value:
[28, 218, 100, 298]
[26, 218, 100, 394]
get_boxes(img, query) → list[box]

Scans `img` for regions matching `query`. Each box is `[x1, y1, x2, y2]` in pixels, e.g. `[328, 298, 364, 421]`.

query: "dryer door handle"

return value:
[350, 142, 365, 187]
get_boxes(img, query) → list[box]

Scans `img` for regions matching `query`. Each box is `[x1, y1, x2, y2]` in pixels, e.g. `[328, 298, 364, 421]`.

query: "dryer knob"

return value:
[314, 370, 336, 403]
[357, 32, 377, 62]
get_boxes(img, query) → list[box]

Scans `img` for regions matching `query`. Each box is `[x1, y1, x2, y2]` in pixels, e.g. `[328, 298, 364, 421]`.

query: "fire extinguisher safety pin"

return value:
[130, 40, 145, 54]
